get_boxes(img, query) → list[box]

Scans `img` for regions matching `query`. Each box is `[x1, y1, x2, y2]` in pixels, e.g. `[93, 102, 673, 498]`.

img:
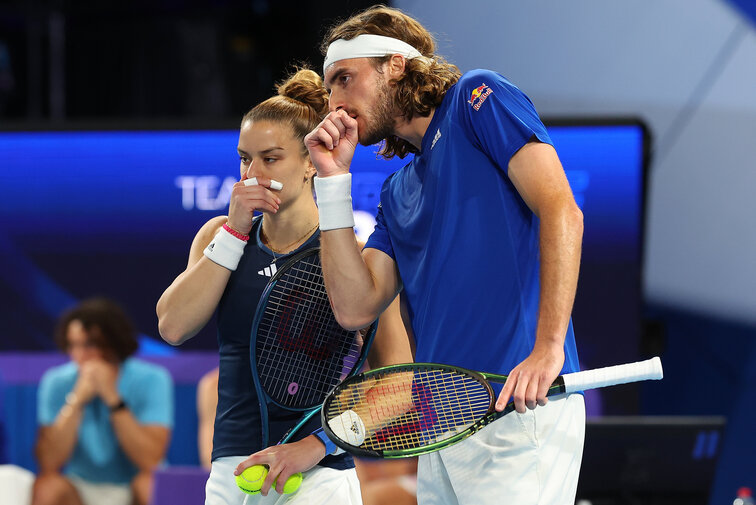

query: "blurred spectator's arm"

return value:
[106, 364, 174, 471]
[197, 368, 219, 469]
[110, 413, 171, 471]
[35, 366, 96, 472]
[35, 396, 84, 472]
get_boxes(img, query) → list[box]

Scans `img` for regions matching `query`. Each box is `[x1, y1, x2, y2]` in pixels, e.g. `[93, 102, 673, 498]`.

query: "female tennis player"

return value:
[157, 68, 411, 505]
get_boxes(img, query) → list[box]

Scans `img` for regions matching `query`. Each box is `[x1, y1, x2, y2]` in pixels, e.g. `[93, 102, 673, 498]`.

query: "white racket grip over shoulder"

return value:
[327, 409, 366, 446]
[562, 357, 663, 394]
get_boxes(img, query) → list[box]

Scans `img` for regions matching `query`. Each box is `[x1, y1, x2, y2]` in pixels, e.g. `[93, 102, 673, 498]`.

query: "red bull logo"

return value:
[467, 83, 493, 111]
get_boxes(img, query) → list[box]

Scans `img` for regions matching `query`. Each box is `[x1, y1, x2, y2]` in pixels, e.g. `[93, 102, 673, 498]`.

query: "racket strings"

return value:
[256, 254, 364, 409]
[326, 368, 492, 452]
[260, 304, 356, 406]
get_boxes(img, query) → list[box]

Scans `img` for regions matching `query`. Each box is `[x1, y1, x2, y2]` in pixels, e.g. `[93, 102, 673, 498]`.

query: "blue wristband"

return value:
[312, 428, 343, 455]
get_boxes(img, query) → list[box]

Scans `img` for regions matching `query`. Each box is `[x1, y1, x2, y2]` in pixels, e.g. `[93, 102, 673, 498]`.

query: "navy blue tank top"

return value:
[212, 217, 353, 470]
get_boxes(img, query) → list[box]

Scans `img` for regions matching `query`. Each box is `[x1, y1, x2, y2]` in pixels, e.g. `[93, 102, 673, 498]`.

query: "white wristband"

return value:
[203, 227, 247, 271]
[314, 174, 355, 231]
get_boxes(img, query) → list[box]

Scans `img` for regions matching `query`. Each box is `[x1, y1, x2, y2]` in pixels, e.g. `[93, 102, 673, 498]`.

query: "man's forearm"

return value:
[36, 400, 84, 472]
[535, 201, 583, 346]
[320, 230, 387, 330]
[110, 410, 169, 471]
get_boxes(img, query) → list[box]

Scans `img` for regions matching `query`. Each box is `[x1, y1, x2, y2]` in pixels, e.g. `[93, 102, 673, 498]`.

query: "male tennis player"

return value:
[305, 6, 585, 504]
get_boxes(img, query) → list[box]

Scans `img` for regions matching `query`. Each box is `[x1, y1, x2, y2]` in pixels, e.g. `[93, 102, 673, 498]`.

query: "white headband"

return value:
[323, 34, 422, 73]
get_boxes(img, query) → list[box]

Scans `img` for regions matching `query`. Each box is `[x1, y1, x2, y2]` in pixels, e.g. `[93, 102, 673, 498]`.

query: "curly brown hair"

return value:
[54, 297, 138, 362]
[243, 67, 330, 157]
[322, 5, 461, 159]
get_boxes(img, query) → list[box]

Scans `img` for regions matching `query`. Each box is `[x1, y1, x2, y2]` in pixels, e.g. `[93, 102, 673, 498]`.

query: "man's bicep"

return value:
[507, 141, 576, 216]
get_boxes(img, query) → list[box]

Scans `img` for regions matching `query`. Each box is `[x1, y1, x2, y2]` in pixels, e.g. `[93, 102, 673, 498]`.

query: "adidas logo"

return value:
[257, 263, 278, 277]
[431, 128, 441, 149]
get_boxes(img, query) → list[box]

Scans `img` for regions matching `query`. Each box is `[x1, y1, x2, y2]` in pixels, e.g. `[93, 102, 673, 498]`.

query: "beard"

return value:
[358, 78, 397, 146]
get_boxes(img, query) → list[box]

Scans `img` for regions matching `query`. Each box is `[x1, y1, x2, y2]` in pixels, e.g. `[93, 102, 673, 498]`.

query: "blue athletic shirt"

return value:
[213, 216, 353, 470]
[365, 69, 580, 378]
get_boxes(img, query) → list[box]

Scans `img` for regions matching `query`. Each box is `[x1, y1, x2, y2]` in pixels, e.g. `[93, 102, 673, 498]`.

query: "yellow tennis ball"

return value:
[235, 465, 267, 495]
[276, 472, 303, 494]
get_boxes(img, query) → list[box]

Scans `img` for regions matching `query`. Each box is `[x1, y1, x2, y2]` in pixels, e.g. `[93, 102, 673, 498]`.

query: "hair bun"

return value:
[277, 68, 329, 118]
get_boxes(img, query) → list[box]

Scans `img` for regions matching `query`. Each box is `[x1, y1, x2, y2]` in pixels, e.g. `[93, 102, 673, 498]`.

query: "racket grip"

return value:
[561, 357, 663, 394]
[328, 410, 366, 446]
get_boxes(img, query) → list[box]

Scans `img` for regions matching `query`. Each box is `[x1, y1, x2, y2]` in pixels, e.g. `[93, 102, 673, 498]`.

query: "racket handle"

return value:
[328, 409, 367, 446]
[561, 357, 663, 394]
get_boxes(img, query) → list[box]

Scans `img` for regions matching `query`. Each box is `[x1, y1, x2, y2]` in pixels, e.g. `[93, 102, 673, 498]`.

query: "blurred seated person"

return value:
[355, 457, 417, 505]
[196, 367, 219, 470]
[32, 298, 174, 505]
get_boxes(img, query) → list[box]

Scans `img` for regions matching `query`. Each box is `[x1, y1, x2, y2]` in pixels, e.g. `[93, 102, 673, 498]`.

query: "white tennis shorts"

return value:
[416, 393, 585, 505]
[205, 456, 363, 505]
[69, 475, 132, 505]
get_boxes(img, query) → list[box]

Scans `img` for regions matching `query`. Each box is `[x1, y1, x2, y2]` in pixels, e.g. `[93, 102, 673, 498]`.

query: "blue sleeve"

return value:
[37, 368, 67, 426]
[364, 203, 395, 260]
[128, 365, 174, 428]
[459, 69, 552, 172]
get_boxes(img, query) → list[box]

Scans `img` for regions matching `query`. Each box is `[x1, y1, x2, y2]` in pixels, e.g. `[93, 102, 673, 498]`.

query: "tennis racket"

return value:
[250, 247, 375, 448]
[321, 357, 663, 458]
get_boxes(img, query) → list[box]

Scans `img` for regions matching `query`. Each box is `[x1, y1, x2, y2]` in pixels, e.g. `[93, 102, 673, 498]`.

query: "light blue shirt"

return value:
[37, 358, 173, 484]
